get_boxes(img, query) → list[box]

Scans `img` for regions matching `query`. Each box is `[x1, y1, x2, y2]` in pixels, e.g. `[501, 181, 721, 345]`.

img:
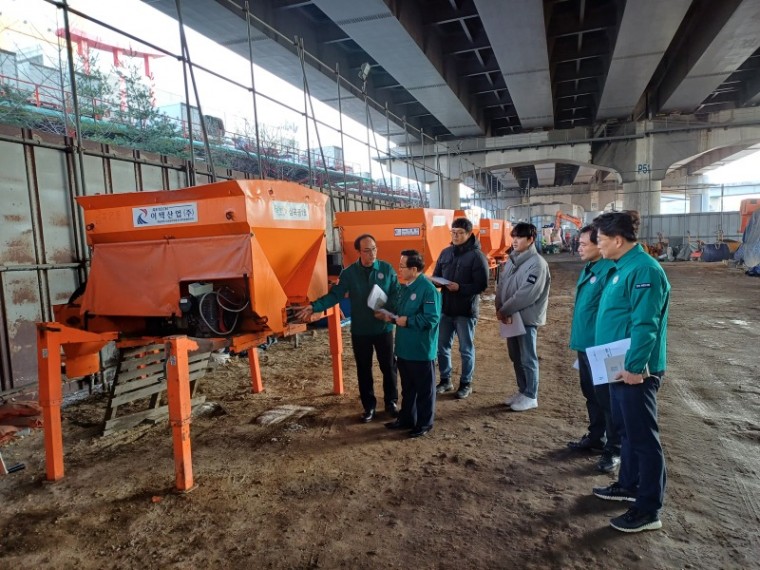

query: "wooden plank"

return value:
[109, 381, 166, 407]
[121, 344, 164, 359]
[114, 373, 164, 395]
[103, 396, 206, 435]
[118, 361, 165, 382]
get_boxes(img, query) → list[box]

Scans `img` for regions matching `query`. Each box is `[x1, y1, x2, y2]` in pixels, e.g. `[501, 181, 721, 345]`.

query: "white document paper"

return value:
[430, 276, 453, 286]
[499, 311, 526, 339]
[586, 338, 631, 385]
[376, 308, 398, 320]
[367, 284, 388, 311]
[572, 359, 579, 370]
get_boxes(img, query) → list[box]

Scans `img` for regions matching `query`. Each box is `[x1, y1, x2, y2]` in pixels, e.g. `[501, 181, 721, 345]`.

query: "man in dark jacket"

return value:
[432, 217, 490, 399]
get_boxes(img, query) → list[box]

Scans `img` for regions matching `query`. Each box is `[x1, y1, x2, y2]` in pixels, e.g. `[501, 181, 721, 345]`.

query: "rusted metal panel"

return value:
[82, 153, 107, 195]
[0, 141, 34, 266]
[2, 272, 42, 389]
[109, 158, 140, 194]
[141, 164, 165, 192]
[36, 147, 77, 268]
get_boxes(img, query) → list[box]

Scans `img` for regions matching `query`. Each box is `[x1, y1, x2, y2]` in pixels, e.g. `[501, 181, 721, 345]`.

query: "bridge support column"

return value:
[622, 179, 661, 216]
[429, 179, 460, 209]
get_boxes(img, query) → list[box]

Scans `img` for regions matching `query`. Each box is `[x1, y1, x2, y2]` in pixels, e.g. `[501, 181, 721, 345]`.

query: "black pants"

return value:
[351, 332, 397, 412]
[397, 357, 436, 431]
[578, 351, 621, 455]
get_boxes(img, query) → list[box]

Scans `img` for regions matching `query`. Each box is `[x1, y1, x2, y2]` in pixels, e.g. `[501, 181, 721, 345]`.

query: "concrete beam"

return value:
[596, 0, 692, 120]
[473, 0, 553, 129]
[661, 0, 760, 112]
[312, 0, 484, 136]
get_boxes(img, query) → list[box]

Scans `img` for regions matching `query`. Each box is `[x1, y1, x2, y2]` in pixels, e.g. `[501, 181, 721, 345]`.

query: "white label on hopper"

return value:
[394, 227, 420, 237]
[432, 215, 447, 227]
[132, 203, 198, 227]
[272, 201, 310, 221]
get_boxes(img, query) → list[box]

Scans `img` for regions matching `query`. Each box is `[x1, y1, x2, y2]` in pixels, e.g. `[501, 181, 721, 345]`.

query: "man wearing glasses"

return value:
[432, 217, 489, 399]
[297, 234, 400, 423]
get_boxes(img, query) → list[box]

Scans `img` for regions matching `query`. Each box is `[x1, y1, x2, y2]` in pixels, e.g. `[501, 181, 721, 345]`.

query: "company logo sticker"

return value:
[132, 203, 198, 227]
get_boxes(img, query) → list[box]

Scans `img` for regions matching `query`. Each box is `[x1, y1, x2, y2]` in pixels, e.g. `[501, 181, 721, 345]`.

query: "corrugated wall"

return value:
[0, 126, 390, 393]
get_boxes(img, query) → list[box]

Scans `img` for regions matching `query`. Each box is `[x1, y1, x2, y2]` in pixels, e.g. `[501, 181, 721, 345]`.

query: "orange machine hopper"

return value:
[478, 218, 504, 268]
[75, 180, 329, 337]
[334, 208, 454, 275]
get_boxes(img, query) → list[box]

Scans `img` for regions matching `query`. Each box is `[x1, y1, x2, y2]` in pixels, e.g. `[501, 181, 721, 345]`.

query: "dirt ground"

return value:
[1, 256, 759, 569]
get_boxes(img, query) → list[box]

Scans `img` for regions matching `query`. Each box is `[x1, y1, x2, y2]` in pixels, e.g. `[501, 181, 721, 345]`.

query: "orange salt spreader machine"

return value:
[333, 208, 455, 273]
[37, 180, 344, 491]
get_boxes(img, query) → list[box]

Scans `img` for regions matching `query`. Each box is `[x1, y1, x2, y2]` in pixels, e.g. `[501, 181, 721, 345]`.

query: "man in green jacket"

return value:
[590, 211, 670, 534]
[567, 225, 620, 473]
[297, 234, 400, 423]
[380, 249, 441, 438]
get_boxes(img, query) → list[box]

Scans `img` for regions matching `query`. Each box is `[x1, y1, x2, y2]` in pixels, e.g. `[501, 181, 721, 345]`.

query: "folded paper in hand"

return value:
[586, 338, 630, 385]
[499, 311, 526, 338]
[430, 276, 453, 286]
[367, 284, 388, 311]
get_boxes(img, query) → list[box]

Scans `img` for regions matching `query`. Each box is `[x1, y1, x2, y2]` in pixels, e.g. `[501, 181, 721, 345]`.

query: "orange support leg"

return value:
[248, 346, 263, 393]
[37, 326, 64, 481]
[165, 336, 197, 492]
[326, 307, 344, 395]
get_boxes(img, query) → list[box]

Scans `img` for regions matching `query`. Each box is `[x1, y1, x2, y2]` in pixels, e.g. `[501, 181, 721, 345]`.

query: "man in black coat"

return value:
[432, 217, 490, 399]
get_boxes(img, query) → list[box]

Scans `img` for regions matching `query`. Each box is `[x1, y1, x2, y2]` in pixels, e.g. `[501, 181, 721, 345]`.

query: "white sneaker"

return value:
[510, 394, 538, 412]
[504, 392, 521, 406]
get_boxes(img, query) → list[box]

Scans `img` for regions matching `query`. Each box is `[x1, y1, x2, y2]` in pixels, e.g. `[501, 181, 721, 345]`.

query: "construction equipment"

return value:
[740, 198, 760, 232]
[554, 211, 582, 230]
[478, 219, 512, 269]
[38, 180, 345, 491]
[334, 208, 455, 275]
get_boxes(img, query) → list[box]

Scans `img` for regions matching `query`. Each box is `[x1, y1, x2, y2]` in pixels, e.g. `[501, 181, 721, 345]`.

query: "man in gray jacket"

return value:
[495, 222, 551, 411]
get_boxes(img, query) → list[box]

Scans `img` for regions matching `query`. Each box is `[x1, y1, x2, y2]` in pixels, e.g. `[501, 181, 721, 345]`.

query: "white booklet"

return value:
[430, 276, 453, 286]
[586, 338, 631, 385]
[499, 311, 526, 338]
[367, 284, 388, 311]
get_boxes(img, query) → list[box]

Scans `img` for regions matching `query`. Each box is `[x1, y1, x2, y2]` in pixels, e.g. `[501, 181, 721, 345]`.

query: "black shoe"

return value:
[385, 419, 411, 430]
[610, 507, 662, 533]
[592, 482, 637, 502]
[360, 409, 375, 423]
[455, 383, 472, 399]
[435, 380, 453, 394]
[567, 434, 605, 454]
[385, 402, 399, 418]
[596, 452, 621, 473]
[409, 427, 432, 438]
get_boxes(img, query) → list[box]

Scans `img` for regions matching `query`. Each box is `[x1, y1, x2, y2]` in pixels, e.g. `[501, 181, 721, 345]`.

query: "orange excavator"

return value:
[554, 211, 582, 230]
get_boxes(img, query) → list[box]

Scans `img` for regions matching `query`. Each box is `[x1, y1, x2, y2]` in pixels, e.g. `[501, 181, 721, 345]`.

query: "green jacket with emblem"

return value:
[569, 258, 615, 351]
[595, 244, 670, 374]
[311, 259, 400, 337]
[394, 275, 441, 361]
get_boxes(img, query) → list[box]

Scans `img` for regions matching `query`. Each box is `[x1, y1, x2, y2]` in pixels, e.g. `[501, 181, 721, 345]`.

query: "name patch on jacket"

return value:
[635, 283, 651, 289]
[527, 274, 538, 284]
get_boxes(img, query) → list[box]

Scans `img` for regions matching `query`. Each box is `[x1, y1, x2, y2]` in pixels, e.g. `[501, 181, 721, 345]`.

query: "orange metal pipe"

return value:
[165, 336, 197, 492]
[37, 326, 64, 481]
[248, 346, 263, 393]
[326, 307, 344, 395]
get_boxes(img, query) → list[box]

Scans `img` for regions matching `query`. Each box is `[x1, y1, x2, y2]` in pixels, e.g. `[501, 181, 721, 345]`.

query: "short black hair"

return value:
[400, 249, 424, 271]
[354, 233, 376, 251]
[579, 224, 598, 244]
[511, 222, 537, 240]
[592, 211, 640, 242]
[451, 217, 473, 233]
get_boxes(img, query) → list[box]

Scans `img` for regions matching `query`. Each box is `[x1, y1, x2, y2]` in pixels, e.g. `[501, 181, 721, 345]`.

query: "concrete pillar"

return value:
[689, 187, 710, 213]
[622, 179, 661, 215]
[429, 179, 461, 209]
